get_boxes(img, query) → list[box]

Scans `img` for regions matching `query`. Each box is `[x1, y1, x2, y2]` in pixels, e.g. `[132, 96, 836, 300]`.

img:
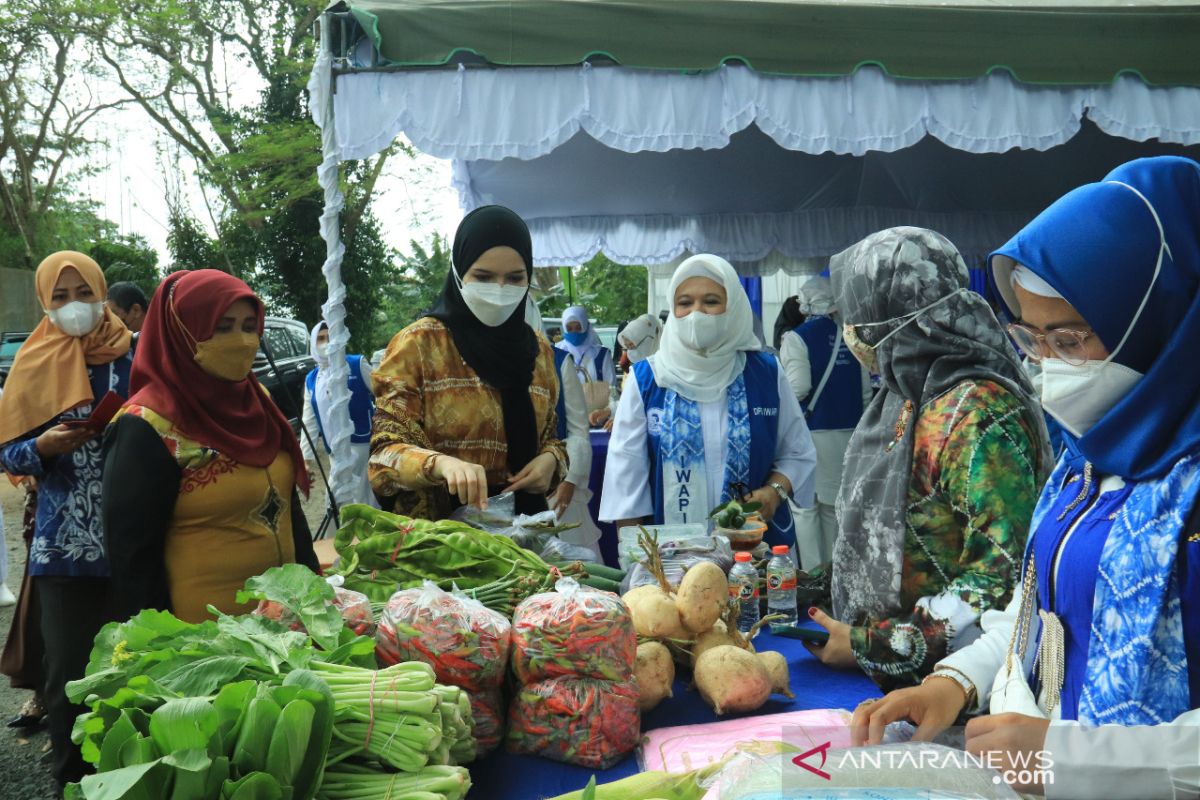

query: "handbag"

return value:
[576, 365, 611, 413]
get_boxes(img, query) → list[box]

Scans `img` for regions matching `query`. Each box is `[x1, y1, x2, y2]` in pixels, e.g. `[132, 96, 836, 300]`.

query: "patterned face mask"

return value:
[844, 289, 967, 375]
[843, 323, 878, 373]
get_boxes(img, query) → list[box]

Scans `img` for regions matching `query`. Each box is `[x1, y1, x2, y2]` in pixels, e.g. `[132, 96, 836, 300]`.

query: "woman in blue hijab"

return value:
[848, 157, 1200, 798]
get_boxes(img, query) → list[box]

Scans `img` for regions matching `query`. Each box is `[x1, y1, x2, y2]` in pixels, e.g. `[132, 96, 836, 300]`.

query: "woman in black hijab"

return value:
[773, 295, 806, 350]
[370, 206, 568, 519]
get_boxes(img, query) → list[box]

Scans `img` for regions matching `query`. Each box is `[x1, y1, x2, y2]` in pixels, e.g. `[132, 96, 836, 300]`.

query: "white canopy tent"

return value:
[307, 0, 1200, 500]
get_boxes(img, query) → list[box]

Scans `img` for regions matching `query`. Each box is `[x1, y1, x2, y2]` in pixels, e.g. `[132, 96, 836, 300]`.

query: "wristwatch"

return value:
[923, 667, 978, 708]
[768, 481, 790, 504]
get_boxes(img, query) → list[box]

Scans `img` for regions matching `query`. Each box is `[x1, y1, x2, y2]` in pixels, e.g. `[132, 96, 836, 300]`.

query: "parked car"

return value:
[254, 317, 315, 428]
[0, 331, 30, 389]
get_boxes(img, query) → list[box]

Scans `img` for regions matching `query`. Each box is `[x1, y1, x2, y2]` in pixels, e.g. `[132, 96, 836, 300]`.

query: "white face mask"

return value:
[676, 310, 727, 353]
[47, 301, 105, 337]
[1040, 358, 1143, 437]
[315, 342, 328, 360]
[453, 270, 527, 328]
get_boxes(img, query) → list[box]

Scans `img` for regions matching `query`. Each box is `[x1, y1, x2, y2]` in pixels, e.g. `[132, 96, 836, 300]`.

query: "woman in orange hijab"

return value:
[0, 251, 132, 790]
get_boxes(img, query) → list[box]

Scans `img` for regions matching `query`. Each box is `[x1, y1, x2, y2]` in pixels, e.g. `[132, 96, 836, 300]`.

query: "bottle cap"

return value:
[772, 545, 790, 555]
[734, 552, 752, 562]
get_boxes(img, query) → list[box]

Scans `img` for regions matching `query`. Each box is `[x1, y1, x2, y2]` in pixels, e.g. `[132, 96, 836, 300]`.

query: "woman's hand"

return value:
[35, 424, 97, 458]
[964, 713, 1051, 794]
[603, 417, 614, 432]
[505, 452, 558, 496]
[803, 607, 859, 669]
[850, 676, 968, 746]
[551, 480, 576, 518]
[588, 408, 611, 428]
[745, 486, 781, 522]
[431, 455, 490, 510]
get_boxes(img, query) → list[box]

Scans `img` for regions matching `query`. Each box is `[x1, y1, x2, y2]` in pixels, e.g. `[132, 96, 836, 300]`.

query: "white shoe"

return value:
[0, 584, 16, 607]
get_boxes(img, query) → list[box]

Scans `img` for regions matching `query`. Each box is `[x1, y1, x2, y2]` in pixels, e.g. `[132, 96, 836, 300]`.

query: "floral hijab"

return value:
[829, 227, 1048, 624]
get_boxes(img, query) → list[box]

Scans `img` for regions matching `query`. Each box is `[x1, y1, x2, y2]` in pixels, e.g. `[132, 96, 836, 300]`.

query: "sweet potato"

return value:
[675, 561, 728, 634]
[634, 641, 675, 712]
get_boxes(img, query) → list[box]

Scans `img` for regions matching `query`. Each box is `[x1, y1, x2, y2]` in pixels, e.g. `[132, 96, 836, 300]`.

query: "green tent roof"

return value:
[330, 0, 1200, 86]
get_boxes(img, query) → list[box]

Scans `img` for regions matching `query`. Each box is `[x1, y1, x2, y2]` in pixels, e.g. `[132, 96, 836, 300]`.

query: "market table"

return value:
[585, 429, 619, 567]
[467, 627, 882, 799]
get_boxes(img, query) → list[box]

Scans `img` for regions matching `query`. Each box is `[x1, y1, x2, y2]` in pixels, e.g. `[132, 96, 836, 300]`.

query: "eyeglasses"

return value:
[1007, 323, 1095, 366]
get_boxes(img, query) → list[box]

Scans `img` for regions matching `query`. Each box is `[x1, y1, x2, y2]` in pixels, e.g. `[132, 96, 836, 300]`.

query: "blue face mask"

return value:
[564, 330, 588, 347]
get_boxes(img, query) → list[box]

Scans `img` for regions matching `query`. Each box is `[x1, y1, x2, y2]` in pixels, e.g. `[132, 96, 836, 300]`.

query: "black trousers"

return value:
[34, 576, 111, 790]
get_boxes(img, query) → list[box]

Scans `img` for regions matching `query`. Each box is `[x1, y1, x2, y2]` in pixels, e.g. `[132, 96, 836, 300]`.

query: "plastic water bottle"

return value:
[766, 545, 798, 626]
[728, 552, 760, 634]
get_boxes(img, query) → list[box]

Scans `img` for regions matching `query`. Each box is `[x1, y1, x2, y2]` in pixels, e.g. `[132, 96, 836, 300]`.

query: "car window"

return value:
[0, 342, 21, 358]
[285, 325, 309, 358]
[260, 326, 296, 361]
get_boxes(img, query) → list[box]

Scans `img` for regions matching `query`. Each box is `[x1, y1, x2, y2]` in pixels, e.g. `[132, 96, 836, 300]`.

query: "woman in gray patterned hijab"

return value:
[808, 226, 1049, 690]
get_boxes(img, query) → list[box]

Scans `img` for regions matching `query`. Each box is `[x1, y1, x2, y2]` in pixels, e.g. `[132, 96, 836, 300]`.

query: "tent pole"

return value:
[307, 14, 356, 518]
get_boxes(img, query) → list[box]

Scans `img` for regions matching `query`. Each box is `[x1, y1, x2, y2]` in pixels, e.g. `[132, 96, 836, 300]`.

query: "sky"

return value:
[78, 103, 463, 270]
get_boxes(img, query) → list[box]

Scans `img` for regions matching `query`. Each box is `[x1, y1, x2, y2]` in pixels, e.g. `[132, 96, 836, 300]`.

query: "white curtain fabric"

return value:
[308, 20, 358, 509]
[332, 64, 1200, 162]
[519, 208, 1031, 269]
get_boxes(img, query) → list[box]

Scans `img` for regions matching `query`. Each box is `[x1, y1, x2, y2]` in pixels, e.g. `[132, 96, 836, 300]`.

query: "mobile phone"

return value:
[771, 624, 830, 645]
[60, 391, 124, 433]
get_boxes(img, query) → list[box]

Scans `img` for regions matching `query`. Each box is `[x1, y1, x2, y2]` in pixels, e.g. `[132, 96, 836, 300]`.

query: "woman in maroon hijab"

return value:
[102, 269, 316, 624]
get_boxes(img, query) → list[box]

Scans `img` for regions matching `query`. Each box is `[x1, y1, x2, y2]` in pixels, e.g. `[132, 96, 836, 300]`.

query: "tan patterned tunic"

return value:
[369, 317, 567, 520]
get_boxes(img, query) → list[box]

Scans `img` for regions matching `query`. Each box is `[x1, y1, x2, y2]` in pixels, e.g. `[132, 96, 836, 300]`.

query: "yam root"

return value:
[694, 645, 772, 715]
[676, 561, 728, 634]
[756, 650, 794, 699]
[634, 641, 675, 712]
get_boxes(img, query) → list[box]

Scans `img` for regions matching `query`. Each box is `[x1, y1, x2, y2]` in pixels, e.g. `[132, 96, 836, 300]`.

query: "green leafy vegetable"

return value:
[236, 565, 346, 652]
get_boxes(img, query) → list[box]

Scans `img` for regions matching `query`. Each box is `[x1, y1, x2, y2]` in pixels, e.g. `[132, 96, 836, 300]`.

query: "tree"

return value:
[72, 0, 400, 343]
[0, 0, 127, 267]
[537, 255, 649, 325]
[374, 235, 451, 349]
[94, 234, 160, 297]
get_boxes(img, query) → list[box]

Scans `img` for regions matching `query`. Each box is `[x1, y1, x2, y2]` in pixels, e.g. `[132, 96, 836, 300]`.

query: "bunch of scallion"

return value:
[312, 661, 475, 799]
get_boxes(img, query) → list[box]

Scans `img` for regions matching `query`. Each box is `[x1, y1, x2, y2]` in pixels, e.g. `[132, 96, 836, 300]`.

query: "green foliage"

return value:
[538, 254, 648, 325]
[93, 234, 160, 296]
[373, 234, 451, 350]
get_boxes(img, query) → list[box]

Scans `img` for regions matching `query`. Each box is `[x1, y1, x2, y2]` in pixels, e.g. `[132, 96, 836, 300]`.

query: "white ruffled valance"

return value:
[513, 208, 1029, 270]
[333, 63, 1200, 162]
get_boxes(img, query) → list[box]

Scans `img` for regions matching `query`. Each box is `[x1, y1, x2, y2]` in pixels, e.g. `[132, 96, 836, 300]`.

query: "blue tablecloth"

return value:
[468, 628, 881, 800]
[585, 429, 619, 567]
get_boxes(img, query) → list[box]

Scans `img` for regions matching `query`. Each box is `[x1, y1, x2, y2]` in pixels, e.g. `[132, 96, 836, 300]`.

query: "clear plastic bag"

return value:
[332, 586, 375, 637]
[375, 581, 512, 692]
[506, 676, 640, 770]
[470, 686, 506, 757]
[511, 577, 636, 684]
[449, 491, 517, 534]
[539, 535, 600, 564]
[620, 536, 735, 592]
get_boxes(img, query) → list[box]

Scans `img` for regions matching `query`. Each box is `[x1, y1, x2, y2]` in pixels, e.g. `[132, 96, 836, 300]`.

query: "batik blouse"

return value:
[850, 380, 1043, 691]
[369, 317, 568, 521]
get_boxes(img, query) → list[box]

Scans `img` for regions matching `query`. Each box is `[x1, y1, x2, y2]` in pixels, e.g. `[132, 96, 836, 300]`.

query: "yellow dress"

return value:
[369, 317, 568, 520]
[116, 405, 298, 623]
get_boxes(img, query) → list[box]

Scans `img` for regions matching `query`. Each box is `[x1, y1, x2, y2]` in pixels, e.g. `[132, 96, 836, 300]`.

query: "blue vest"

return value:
[552, 347, 569, 440]
[305, 355, 374, 453]
[635, 351, 794, 547]
[794, 316, 863, 431]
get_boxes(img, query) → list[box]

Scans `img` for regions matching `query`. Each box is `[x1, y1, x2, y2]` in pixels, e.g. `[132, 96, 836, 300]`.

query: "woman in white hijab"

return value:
[600, 255, 816, 547]
[557, 306, 617, 426]
[526, 298, 603, 559]
[301, 322, 379, 509]
[617, 313, 663, 366]
[778, 275, 874, 568]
